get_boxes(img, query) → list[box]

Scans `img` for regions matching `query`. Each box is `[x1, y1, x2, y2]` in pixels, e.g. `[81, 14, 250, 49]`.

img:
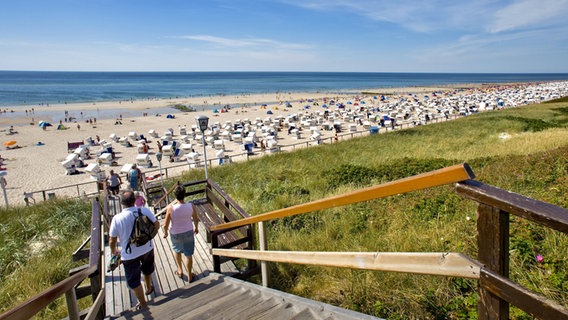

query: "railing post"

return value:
[477, 203, 510, 320]
[65, 289, 79, 320]
[258, 221, 269, 287]
[212, 233, 221, 273]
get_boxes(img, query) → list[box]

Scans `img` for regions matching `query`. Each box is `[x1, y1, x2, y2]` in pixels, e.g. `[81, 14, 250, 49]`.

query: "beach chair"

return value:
[179, 126, 187, 136]
[85, 163, 101, 180]
[137, 142, 148, 154]
[180, 135, 191, 143]
[205, 135, 215, 145]
[362, 121, 371, 130]
[128, 131, 139, 141]
[98, 153, 113, 166]
[162, 145, 174, 157]
[186, 152, 200, 168]
[172, 148, 184, 162]
[311, 130, 322, 145]
[266, 138, 279, 153]
[180, 143, 193, 154]
[61, 158, 77, 175]
[232, 133, 242, 143]
[214, 140, 225, 150]
[291, 129, 302, 140]
[74, 146, 90, 160]
[119, 137, 131, 147]
[349, 124, 358, 132]
[120, 163, 133, 174]
[84, 136, 94, 146]
[136, 153, 153, 168]
[148, 129, 159, 138]
[109, 133, 119, 142]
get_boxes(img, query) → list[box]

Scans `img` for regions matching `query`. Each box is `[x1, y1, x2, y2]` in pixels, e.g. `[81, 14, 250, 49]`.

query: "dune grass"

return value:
[181, 101, 568, 319]
[0, 199, 91, 319]
[1, 100, 567, 319]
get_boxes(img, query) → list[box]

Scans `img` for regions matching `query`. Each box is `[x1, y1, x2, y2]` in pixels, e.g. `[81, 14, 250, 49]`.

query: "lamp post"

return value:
[0, 171, 7, 208]
[155, 152, 164, 189]
[196, 115, 209, 179]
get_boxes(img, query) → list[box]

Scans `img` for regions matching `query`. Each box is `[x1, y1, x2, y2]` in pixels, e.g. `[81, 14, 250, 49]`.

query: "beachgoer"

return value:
[135, 191, 146, 207]
[162, 186, 199, 281]
[107, 170, 122, 195]
[127, 164, 142, 191]
[109, 190, 159, 310]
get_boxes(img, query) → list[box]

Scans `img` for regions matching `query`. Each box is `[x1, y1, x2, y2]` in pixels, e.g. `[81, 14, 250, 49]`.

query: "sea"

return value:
[1, 71, 568, 121]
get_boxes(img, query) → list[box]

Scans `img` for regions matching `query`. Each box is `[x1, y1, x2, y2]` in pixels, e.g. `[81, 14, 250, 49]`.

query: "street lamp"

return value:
[196, 115, 209, 179]
[155, 152, 164, 189]
[0, 171, 7, 208]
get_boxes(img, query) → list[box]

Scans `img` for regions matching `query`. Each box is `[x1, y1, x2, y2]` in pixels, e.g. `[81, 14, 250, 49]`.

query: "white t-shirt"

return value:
[109, 206, 157, 261]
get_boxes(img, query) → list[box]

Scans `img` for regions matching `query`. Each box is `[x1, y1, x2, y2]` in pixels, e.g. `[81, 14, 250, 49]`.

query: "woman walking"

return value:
[162, 186, 199, 281]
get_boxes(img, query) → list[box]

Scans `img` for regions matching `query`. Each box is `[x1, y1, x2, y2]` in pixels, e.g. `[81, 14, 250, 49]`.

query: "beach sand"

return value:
[0, 82, 562, 206]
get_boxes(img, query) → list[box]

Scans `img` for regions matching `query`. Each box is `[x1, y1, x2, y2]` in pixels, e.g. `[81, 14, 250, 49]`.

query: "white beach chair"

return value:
[179, 126, 187, 136]
[128, 131, 139, 141]
[98, 153, 113, 166]
[148, 129, 159, 138]
[186, 152, 200, 168]
[136, 153, 152, 168]
[349, 124, 358, 132]
[74, 146, 89, 160]
[120, 163, 133, 174]
[162, 145, 174, 157]
[85, 163, 101, 180]
[109, 133, 119, 142]
[119, 137, 131, 147]
[61, 158, 78, 175]
[214, 140, 225, 150]
[266, 138, 279, 153]
[180, 143, 193, 153]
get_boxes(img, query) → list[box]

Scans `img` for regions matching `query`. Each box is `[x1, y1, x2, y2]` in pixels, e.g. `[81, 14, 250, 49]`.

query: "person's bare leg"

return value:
[132, 285, 147, 309]
[143, 273, 153, 294]
[174, 252, 183, 275]
[184, 255, 194, 280]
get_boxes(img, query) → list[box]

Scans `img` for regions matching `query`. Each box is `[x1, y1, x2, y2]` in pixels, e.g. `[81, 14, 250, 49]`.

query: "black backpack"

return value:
[125, 208, 158, 254]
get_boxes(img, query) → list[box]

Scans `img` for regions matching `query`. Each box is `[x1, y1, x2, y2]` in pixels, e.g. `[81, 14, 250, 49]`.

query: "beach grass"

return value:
[178, 100, 568, 319]
[1, 100, 567, 319]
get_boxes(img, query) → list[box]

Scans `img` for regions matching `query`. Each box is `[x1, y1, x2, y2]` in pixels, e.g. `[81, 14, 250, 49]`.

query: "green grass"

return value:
[0, 199, 92, 319]
[1, 100, 567, 319]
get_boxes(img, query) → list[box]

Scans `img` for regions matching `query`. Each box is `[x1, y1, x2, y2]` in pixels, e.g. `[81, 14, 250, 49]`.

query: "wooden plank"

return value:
[212, 163, 475, 231]
[207, 180, 251, 218]
[457, 180, 568, 234]
[212, 249, 482, 279]
[477, 204, 509, 320]
[480, 269, 568, 320]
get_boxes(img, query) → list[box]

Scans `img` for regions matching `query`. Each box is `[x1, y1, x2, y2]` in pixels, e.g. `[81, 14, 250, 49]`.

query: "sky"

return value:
[1, 0, 567, 73]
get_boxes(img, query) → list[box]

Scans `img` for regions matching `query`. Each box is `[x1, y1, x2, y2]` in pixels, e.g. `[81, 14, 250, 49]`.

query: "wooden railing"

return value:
[0, 199, 105, 320]
[211, 164, 568, 320]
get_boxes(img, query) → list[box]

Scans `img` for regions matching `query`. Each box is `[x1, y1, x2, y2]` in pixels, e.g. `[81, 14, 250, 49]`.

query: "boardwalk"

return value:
[104, 214, 239, 317]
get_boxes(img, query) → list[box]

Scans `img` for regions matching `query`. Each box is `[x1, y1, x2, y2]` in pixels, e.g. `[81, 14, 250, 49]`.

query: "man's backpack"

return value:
[125, 208, 158, 254]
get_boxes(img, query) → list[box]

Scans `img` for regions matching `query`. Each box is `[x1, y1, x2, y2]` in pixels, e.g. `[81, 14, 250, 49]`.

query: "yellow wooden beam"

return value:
[211, 163, 475, 231]
[212, 249, 481, 279]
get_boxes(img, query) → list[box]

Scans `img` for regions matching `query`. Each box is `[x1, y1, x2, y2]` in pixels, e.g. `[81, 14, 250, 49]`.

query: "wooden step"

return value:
[114, 273, 382, 320]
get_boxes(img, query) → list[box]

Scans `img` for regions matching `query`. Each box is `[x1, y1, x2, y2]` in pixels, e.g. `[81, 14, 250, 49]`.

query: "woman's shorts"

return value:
[170, 230, 195, 256]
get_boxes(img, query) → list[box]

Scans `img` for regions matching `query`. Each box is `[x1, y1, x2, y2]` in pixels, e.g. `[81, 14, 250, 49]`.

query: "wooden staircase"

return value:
[114, 273, 381, 320]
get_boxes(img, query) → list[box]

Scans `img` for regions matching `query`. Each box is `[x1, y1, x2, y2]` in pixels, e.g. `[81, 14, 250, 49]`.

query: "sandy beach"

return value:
[0, 81, 566, 206]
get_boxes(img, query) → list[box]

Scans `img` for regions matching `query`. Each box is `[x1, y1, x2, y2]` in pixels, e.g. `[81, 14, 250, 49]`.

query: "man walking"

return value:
[109, 190, 160, 310]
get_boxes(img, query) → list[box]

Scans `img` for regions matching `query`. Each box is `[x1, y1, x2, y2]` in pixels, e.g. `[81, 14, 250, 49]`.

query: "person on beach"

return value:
[127, 164, 142, 191]
[162, 186, 199, 281]
[109, 190, 159, 310]
[106, 170, 122, 195]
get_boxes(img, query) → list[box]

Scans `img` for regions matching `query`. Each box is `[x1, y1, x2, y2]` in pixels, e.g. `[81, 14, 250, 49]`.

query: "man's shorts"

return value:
[122, 250, 155, 289]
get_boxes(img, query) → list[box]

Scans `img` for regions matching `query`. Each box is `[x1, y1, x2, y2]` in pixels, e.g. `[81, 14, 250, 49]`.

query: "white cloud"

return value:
[173, 35, 310, 50]
[489, 0, 568, 33]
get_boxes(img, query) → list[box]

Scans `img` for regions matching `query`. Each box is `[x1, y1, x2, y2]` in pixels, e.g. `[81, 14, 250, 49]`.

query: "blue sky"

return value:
[1, 0, 567, 72]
